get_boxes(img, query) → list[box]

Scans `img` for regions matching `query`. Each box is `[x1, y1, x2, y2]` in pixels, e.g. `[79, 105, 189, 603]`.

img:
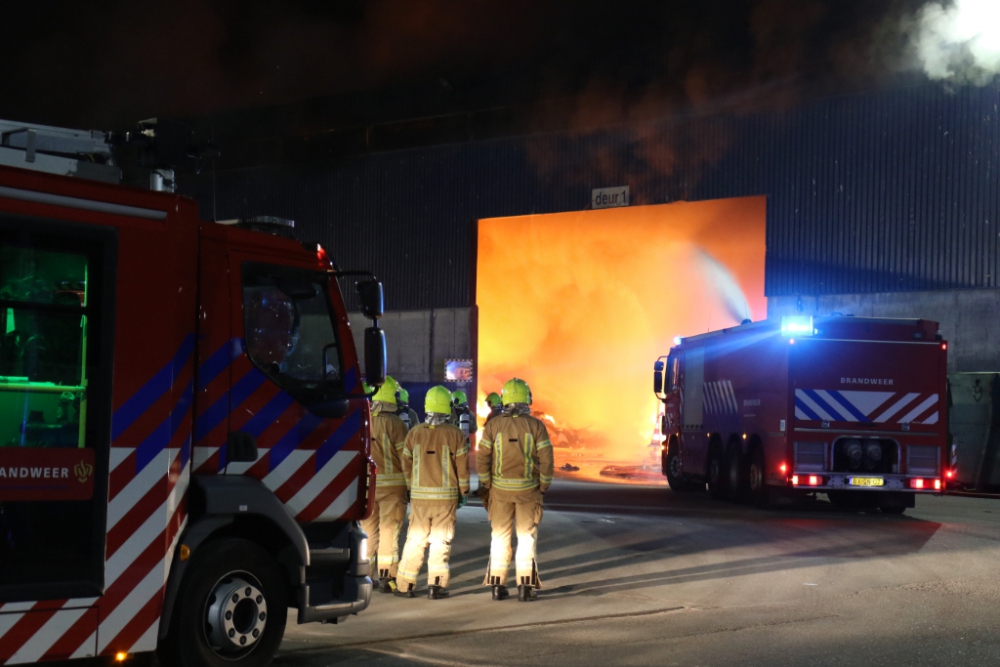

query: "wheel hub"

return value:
[669, 454, 682, 479]
[206, 575, 268, 654]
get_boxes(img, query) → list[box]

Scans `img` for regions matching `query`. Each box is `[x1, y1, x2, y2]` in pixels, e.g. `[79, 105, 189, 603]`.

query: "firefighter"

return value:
[484, 391, 503, 423]
[451, 389, 477, 443]
[395, 385, 470, 599]
[477, 377, 553, 602]
[359, 376, 410, 593]
[398, 387, 420, 431]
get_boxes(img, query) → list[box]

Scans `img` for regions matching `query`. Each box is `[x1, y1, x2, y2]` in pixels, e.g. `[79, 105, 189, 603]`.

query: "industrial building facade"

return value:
[181, 81, 1000, 381]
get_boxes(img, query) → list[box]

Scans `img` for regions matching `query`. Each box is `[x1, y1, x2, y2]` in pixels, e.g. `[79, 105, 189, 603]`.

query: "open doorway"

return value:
[476, 196, 766, 480]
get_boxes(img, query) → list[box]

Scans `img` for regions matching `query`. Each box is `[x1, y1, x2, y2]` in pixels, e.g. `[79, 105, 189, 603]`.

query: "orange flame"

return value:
[477, 197, 765, 465]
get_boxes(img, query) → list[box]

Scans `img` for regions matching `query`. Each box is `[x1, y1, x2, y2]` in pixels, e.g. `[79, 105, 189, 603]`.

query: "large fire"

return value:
[476, 196, 766, 477]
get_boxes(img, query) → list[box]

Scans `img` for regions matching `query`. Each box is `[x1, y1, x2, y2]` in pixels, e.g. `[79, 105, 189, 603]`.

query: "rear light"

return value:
[791, 475, 799, 485]
[807, 475, 823, 486]
[791, 474, 825, 486]
[911, 478, 925, 489]
[945, 469, 954, 479]
[934, 479, 942, 490]
[909, 478, 941, 490]
[941, 342, 948, 350]
[779, 463, 788, 474]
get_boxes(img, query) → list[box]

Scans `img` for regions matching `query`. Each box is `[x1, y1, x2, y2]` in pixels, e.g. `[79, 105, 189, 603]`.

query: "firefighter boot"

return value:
[428, 585, 450, 600]
[379, 578, 398, 594]
[395, 583, 416, 599]
[492, 585, 510, 601]
[518, 576, 536, 602]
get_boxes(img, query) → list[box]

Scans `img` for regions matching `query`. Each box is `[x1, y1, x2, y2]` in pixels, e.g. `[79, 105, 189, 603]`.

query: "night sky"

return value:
[0, 1, 931, 130]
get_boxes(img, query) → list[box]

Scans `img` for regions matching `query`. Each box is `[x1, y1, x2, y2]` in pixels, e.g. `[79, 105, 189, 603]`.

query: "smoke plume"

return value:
[913, 0, 1000, 84]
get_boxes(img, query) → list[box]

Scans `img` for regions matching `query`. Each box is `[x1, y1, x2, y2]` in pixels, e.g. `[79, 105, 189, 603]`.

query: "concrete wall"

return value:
[348, 308, 474, 384]
[768, 289, 1000, 373]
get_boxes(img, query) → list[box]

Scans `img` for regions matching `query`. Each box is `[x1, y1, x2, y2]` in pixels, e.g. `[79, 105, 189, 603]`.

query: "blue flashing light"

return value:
[673, 336, 683, 346]
[780, 316, 814, 337]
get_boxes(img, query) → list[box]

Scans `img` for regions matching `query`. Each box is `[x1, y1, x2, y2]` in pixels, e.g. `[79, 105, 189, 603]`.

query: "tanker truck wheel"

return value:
[748, 447, 770, 508]
[707, 446, 728, 500]
[726, 443, 749, 503]
[159, 538, 288, 667]
[665, 439, 702, 492]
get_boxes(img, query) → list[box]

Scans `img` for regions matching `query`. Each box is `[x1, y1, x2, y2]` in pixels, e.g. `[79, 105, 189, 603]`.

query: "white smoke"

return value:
[913, 0, 1000, 84]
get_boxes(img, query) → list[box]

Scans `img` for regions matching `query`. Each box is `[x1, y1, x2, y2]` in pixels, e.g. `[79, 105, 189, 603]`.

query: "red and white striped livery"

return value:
[654, 316, 949, 513]
[0, 142, 382, 666]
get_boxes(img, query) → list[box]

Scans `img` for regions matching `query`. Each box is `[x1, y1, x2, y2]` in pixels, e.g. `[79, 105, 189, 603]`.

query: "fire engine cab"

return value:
[654, 316, 949, 513]
[0, 119, 385, 666]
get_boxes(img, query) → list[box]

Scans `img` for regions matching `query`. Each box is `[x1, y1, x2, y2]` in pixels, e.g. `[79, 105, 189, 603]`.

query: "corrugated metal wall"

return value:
[180, 82, 1000, 310]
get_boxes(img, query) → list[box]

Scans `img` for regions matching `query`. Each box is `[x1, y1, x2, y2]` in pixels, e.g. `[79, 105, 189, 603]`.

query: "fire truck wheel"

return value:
[748, 447, 770, 508]
[726, 444, 749, 503]
[160, 538, 288, 667]
[707, 447, 728, 500]
[665, 439, 700, 492]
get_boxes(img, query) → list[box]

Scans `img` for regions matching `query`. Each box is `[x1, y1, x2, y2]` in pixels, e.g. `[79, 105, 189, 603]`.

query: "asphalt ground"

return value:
[275, 478, 1000, 667]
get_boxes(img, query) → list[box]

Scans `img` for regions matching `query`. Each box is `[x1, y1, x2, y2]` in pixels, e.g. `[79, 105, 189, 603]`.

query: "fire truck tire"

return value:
[159, 538, 288, 667]
[748, 447, 770, 508]
[665, 440, 701, 492]
[707, 447, 728, 500]
[726, 443, 749, 503]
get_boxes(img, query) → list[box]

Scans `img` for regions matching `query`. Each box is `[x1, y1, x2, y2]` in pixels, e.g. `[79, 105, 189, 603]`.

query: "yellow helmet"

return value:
[501, 378, 531, 406]
[451, 390, 468, 406]
[398, 387, 410, 403]
[373, 376, 399, 404]
[425, 385, 453, 415]
[485, 392, 502, 408]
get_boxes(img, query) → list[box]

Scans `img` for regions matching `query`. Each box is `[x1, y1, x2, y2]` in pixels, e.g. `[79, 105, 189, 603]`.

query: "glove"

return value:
[458, 494, 468, 509]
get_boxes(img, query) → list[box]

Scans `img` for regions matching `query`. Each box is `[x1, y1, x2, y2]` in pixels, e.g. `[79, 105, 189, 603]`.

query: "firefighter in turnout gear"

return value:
[398, 387, 420, 431]
[395, 385, 470, 599]
[477, 378, 554, 602]
[359, 376, 410, 593]
[451, 389, 477, 441]
[484, 391, 503, 424]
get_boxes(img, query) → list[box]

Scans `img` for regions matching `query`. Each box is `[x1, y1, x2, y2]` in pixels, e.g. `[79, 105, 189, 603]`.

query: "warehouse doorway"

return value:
[475, 196, 766, 473]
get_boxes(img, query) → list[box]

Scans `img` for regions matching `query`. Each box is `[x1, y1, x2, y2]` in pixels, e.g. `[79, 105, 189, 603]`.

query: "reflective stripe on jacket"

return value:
[401, 422, 470, 500]
[371, 402, 409, 488]
[477, 412, 554, 492]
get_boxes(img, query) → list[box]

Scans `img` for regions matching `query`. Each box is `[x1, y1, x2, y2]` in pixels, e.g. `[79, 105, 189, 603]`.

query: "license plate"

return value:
[849, 477, 884, 487]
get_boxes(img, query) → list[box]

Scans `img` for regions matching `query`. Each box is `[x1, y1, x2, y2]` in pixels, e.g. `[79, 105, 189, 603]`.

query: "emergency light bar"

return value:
[780, 315, 815, 336]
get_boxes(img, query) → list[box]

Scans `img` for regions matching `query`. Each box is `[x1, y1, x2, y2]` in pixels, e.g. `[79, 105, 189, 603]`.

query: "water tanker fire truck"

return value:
[0, 118, 386, 666]
[653, 316, 950, 513]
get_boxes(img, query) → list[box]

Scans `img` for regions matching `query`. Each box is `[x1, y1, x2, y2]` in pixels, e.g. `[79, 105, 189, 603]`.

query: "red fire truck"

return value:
[653, 316, 949, 514]
[0, 119, 385, 665]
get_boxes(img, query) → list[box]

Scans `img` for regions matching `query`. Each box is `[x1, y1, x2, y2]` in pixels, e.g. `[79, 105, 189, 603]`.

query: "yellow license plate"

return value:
[849, 477, 885, 487]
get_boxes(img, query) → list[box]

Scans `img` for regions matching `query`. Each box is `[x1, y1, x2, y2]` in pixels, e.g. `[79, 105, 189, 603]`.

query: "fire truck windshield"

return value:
[243, 263, 343, 389]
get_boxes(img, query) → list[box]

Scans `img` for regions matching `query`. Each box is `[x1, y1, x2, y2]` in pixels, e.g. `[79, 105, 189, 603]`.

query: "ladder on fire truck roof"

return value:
[0, 118, 120, 184]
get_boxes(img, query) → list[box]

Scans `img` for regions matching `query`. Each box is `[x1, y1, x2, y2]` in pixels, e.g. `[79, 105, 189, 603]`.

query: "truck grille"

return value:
[907, 446, 940, 475]
[794, 442, 826, 471]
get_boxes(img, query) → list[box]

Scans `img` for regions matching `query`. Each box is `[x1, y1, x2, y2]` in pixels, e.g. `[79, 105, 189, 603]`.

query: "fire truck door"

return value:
[0, 214, 115, 603]
[225, 253, 347, 470]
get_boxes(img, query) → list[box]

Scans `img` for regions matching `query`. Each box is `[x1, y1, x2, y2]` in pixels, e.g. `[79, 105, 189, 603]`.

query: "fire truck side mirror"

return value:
[653, 359, 665, 396]
[365, 327, 387, 387]
[357, 280, 384, 320]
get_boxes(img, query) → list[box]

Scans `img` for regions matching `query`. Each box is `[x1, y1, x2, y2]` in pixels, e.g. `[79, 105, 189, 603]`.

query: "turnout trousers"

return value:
[359, 486, 408, 579]
[396, 499, 458, 589]
[483, 487, 543, 588]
